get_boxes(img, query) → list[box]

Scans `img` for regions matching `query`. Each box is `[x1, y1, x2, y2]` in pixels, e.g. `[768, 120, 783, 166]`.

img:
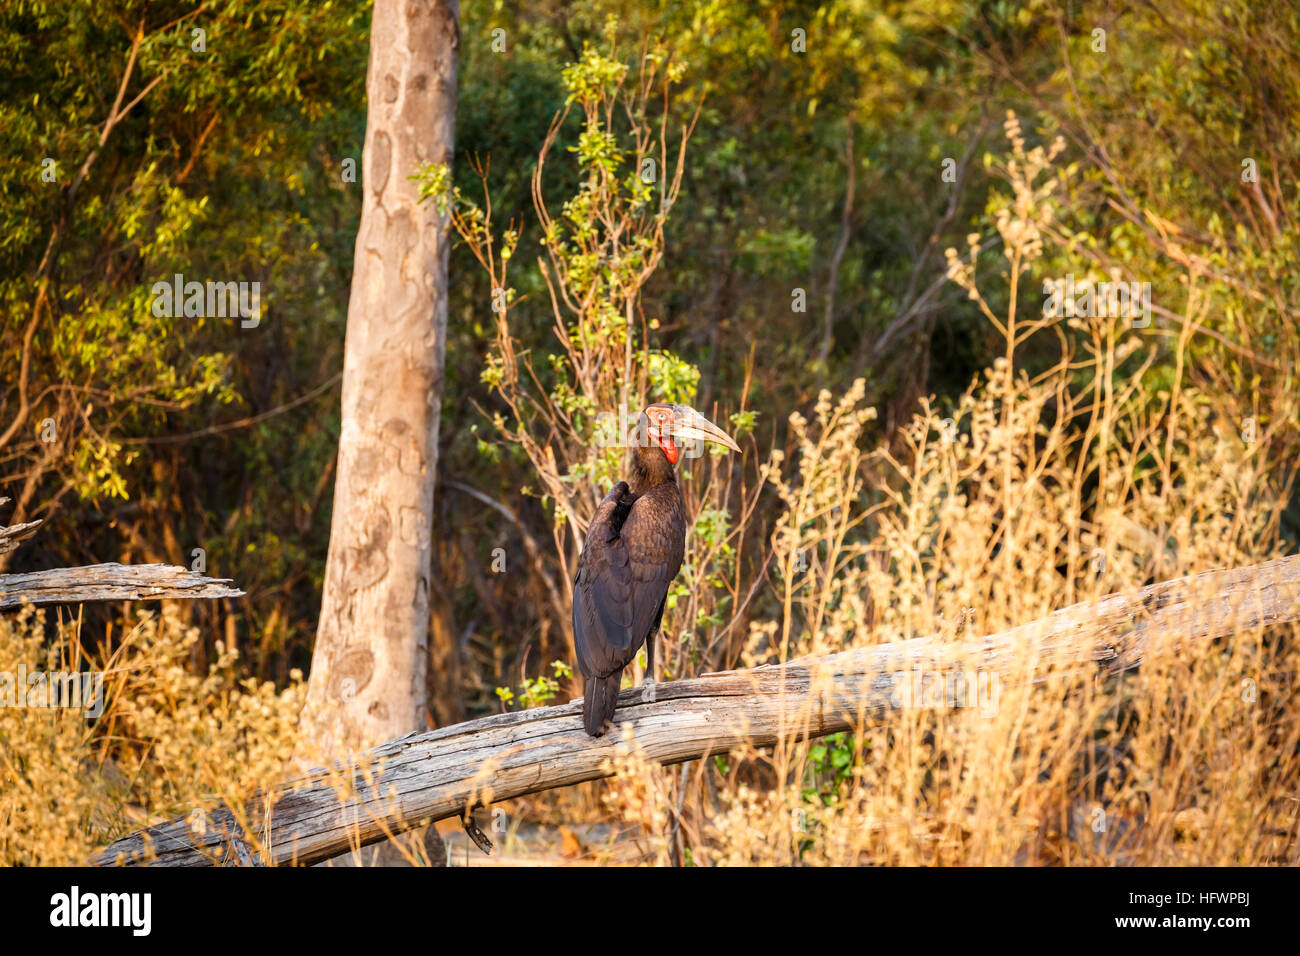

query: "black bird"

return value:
[573, 403, 740, 736]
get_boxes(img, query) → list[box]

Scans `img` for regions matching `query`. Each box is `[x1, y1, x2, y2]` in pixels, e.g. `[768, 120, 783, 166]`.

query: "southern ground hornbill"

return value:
[573, 402, 740, 736]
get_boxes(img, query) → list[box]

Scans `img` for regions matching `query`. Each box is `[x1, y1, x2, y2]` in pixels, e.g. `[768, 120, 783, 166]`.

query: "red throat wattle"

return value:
[657, 433, 679, 464]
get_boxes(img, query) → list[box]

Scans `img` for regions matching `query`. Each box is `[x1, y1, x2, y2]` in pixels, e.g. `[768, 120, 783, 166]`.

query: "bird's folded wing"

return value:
[573, 485, 671, 678]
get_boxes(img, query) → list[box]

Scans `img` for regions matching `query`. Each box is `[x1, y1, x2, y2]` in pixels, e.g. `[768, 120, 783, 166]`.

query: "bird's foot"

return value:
[640, 677, 656, 703]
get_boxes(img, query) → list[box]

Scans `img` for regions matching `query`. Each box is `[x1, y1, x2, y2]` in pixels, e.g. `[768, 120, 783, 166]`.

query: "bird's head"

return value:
[636, 403, 741, 465]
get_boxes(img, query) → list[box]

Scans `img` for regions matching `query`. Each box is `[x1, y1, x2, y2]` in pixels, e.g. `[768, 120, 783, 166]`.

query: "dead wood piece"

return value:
[1, 562, 244, 610]
[0, 518, 43, 556]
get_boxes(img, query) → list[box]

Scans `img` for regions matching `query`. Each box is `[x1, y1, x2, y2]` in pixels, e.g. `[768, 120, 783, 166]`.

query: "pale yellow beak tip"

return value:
[671, 405, 741, 453]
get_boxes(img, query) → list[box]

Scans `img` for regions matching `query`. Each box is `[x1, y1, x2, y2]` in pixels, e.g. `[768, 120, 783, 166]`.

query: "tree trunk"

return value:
[299, 0, 459, 762]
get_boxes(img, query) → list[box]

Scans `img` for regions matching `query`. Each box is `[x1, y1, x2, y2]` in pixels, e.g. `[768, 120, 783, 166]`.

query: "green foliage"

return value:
[495, 659, 574, 710]
[0, 0, 368, 684]
[802, 732, 857, 806]
[646, 350, 699, 405]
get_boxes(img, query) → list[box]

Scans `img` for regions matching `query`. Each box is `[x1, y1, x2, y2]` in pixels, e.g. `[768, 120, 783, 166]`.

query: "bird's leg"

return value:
[641, 631, 656, 702]
[643, 630, 656, 683]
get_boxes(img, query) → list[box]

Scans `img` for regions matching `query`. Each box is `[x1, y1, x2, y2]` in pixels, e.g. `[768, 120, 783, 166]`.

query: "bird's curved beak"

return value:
[670, 405, 741, 454]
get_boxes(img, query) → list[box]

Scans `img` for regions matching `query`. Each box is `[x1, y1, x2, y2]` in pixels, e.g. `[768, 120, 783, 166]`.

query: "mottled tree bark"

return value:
[300, 0, 459, 762]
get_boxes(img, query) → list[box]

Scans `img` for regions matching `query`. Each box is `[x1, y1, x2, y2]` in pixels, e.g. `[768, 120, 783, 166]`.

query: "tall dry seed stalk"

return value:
[595, 113, 1300, 866]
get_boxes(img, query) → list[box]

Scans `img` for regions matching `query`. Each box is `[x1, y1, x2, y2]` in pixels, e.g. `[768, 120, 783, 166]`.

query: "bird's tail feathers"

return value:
[583, 672, 622, 737]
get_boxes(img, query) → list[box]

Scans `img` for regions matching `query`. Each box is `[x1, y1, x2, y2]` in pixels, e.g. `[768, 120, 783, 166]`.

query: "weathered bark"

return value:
[1, 562, 243, 609]
[1, 505, 242, 608]
[300, 0, 459, 758]
[97, 553, 1300, 867]
[0, 509, 42, 556]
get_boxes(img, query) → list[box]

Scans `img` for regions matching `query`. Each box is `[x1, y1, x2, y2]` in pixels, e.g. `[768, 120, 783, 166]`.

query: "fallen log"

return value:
[96, 553, 1300, 867]
[0, 562, 244, 609]
[2, 502, 243, 607]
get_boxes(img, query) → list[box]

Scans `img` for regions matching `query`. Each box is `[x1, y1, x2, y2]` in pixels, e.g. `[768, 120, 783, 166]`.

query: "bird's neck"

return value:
[629, 443, 677, 495]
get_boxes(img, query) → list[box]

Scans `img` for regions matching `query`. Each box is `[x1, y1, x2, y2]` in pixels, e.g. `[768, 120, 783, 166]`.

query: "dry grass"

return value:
[0, 605, 304, 866]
